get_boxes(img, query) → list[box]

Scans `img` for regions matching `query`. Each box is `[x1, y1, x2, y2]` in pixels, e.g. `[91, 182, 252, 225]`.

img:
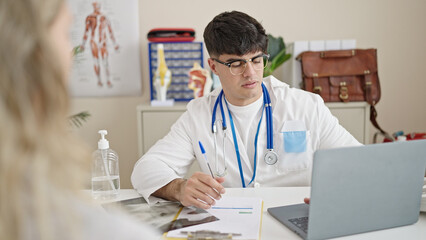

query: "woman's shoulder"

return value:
[72, 198, 161, 240]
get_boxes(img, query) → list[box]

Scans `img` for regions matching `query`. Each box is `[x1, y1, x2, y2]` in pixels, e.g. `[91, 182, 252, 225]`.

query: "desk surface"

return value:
[109, 188, 426, 240]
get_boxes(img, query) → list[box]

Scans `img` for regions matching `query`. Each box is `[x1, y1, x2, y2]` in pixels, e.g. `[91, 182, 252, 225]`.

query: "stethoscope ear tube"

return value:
[262, 84, 278, 165]
[212, 91, 228, 177]
[211, 91, 227, 133]
[262, 84, 273, 151]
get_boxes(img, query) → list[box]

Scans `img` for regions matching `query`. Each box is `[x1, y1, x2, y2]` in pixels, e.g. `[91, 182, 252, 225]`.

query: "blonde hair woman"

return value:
[0, 0, 158, 239]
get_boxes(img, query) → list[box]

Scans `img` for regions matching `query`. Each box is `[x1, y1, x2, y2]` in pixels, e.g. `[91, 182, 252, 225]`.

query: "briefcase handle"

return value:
[320, 50, 356, 58]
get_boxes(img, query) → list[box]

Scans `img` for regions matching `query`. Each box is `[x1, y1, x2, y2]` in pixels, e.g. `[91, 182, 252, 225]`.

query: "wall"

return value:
[71, 0, 426, 188]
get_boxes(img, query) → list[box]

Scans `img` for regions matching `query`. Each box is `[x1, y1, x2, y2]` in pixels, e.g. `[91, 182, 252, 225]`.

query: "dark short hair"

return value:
[203, 11, 268, 57]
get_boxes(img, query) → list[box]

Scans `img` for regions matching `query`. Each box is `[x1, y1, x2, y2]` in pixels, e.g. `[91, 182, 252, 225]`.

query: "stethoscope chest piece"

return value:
[264, 150, 278, 165]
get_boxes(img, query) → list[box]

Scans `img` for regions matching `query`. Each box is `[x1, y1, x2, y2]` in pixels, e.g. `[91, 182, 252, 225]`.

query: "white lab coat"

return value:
[131, 76, 361, 203]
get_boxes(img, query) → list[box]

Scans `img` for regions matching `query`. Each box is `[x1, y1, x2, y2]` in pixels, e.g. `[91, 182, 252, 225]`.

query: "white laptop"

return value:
[268, 140, 426, 240]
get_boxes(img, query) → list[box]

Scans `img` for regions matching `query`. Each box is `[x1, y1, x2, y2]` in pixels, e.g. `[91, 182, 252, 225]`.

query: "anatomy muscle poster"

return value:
[68, 0, 141, 97]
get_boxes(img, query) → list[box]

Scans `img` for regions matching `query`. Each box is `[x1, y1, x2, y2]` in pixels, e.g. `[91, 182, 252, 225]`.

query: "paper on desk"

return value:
[166, 196, 263, 240]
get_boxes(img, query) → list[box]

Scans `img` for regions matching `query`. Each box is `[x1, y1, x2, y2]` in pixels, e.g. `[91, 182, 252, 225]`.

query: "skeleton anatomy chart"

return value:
[69, 0, 141, 97]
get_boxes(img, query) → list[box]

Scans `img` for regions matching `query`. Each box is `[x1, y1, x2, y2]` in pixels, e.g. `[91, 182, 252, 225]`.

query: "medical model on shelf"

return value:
[188, 62, 213, 98]
[153, 44, 172, 103]
[78, 2, 119, 88]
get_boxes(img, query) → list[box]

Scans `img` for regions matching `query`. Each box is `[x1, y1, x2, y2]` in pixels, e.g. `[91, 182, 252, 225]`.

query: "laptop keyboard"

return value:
[289, 217, 309, 233]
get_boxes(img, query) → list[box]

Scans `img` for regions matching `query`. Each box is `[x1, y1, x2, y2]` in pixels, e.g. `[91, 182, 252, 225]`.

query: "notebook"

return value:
[268, 140, 426, 240]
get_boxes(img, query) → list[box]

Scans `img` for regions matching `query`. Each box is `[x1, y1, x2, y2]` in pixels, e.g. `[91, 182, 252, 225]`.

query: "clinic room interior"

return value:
[2, 0, 426, 239]
[69, 0, 426, 189]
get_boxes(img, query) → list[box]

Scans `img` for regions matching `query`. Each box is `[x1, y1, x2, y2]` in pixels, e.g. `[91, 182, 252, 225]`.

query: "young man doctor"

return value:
[131, 11, 361, 209]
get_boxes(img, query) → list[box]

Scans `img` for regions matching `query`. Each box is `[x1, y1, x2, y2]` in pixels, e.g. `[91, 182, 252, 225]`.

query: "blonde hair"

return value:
[0, 0, 91, 239]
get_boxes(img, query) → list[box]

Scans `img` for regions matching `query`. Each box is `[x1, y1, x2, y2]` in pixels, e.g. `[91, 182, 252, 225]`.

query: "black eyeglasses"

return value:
[212, 53, 270, 75]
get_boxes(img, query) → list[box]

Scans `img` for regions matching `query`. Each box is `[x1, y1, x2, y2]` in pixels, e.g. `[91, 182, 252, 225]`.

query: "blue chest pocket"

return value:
[283, 131, 307, 153]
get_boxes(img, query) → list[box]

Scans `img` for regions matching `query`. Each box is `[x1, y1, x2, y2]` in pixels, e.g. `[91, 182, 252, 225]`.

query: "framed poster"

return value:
[68, 0, 141, 97]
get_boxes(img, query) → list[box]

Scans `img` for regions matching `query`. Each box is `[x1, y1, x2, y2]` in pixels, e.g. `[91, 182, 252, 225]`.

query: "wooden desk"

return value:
[106, 188, 426, 240]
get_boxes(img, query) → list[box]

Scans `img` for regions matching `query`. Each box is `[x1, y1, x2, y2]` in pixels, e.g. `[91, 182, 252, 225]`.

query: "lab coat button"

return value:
[254, 182, 260, 188]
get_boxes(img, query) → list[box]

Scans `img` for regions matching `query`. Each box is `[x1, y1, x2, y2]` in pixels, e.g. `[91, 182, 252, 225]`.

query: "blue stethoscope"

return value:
[211, 83, 278, 187]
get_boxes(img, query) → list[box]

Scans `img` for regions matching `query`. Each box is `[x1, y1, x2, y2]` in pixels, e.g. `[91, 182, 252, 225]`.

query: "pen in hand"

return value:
[198, 141, 215, 179]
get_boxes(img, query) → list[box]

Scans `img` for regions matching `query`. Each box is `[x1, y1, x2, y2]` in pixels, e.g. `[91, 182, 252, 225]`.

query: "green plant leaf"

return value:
[263, 67, 271, 77]
[271, 50, 291, 70]
[68, 111, 90, 128]
[264, 50, 292, 77]
[267, 34, 285, 60]
[264, 34, 291, 77]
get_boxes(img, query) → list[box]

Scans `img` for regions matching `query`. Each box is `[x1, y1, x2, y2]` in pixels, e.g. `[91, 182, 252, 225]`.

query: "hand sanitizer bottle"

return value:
[91, 130, 120, 199]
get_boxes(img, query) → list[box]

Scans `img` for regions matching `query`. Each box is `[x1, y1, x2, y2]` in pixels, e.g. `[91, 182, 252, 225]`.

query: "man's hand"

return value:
[304, 197, 310, 204]
[152, 172, 225, 209]
[178, 172, 225, 209]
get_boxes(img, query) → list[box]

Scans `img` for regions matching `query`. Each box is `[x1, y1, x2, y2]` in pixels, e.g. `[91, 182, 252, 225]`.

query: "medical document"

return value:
[167, 196, 263, 240]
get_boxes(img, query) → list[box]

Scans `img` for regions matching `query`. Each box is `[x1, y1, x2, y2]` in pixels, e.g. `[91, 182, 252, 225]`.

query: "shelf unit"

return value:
[148, 42, 204, 101]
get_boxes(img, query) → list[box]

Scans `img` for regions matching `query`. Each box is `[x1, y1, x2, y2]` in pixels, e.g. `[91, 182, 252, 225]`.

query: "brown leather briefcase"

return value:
[298, 49, 390, 140]
[298, 48, 380, 105]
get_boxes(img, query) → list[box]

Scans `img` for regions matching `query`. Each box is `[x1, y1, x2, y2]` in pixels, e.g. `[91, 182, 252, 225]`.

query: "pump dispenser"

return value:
[91, 130, 120, 199]
[98, 130, 109, 149]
